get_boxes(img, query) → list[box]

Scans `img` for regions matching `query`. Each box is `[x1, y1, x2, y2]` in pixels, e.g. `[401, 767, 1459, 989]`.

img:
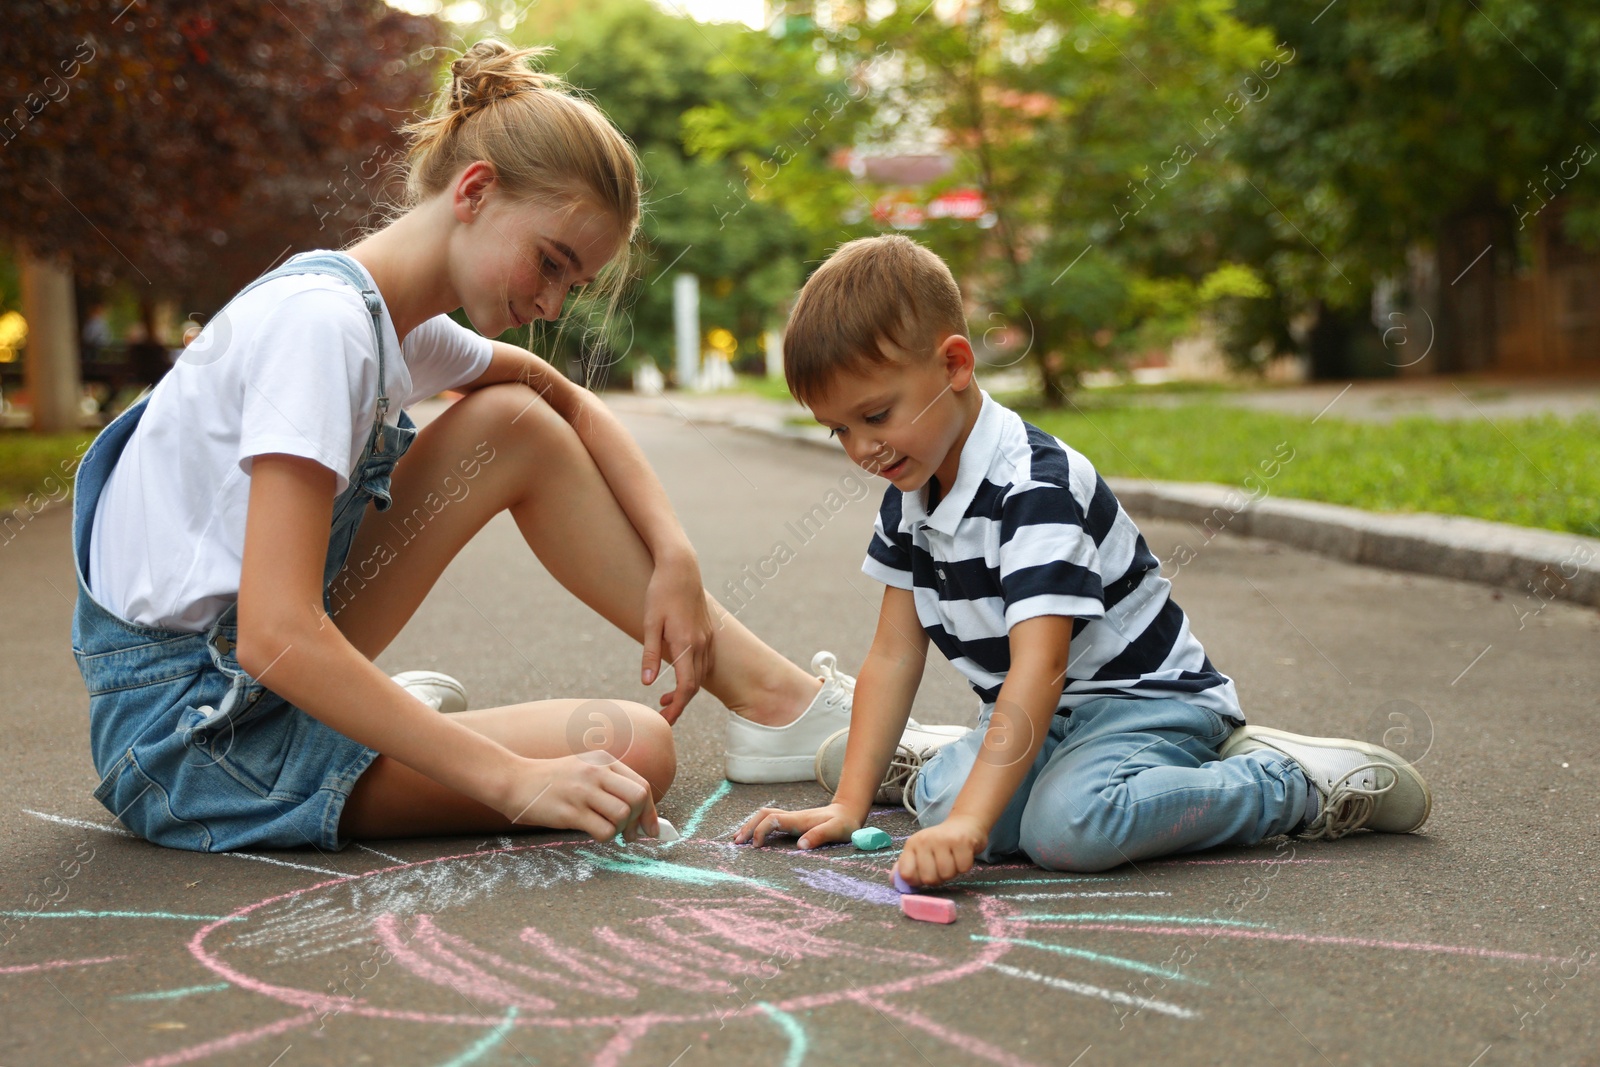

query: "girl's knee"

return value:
[617, 702, 676, 801]
[462, 382, 572, 444]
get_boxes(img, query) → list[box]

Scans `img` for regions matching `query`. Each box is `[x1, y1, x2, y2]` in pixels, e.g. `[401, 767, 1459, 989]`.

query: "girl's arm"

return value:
[464, 340, 714, 714]
[235, 452, 657, 842]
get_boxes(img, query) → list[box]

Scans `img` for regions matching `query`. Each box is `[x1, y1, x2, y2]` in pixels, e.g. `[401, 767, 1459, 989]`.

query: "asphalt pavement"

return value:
[1, 400, 1596, 1066]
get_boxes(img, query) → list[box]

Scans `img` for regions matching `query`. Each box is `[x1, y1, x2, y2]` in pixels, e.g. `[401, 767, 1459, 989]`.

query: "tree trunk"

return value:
[1306, 299, 1356, 379]
[1435, 211, 1505, 373]
[1037, 350, 1072, 407]
[19, 246, 82, 433]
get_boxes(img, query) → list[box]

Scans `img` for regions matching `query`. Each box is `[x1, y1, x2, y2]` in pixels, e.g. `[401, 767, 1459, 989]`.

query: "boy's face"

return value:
[805, 334, 977, 493]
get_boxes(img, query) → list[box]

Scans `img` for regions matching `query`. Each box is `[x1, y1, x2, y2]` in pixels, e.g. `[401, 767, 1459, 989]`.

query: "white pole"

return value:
[673, 273, 699, 390]
[764, 327, 784, 380]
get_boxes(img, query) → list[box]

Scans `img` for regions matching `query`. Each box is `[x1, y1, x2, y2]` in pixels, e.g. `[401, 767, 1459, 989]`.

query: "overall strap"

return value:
[230, 250, 393, 444]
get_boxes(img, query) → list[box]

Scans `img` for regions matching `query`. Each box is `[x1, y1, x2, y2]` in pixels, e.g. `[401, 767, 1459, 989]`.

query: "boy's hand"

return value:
[896, 815, 988, 888]
[734, 803, 862, 850]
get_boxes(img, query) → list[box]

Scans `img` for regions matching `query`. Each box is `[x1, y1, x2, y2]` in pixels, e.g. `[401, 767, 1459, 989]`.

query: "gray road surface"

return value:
[1, 403, 1596, 1067]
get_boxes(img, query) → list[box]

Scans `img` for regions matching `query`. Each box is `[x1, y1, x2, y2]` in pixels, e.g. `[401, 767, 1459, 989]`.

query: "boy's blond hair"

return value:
[783, 235, 966, 404]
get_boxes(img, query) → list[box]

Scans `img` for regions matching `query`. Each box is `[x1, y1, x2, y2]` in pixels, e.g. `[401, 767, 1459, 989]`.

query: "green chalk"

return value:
[852, 827, 892, 851]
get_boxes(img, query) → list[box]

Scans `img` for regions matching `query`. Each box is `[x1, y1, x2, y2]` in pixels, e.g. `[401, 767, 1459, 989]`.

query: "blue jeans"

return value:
[910, 696, 1310, 872]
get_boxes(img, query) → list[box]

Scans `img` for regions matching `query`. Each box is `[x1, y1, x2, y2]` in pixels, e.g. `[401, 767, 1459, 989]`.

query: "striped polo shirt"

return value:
[862, 390, 1242, 722]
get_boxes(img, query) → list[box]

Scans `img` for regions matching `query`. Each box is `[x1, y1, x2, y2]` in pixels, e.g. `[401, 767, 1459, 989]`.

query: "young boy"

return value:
[734, 235, 1431, 886]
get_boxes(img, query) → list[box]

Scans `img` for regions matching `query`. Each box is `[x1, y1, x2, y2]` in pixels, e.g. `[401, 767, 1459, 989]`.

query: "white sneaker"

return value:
[1220, 725, 1431, 839]
[391, 670, 468, 714]
[724, 651, 964, 783]
[814, 722, 970, 811]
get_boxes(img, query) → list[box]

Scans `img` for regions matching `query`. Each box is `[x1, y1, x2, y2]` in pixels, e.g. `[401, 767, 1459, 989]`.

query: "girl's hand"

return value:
[895, 816, 988, 888]
[496, 753, 659, 843]
[642, 551, 715, 725]
[734, 803, 861, 850]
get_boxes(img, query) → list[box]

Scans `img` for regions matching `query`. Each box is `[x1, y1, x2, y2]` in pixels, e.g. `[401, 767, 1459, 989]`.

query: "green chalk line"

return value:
[757, 1001, 809, 1066]
[678, 779, 733, 840]
[1009, 912, 1271, 928]
[576, 848, 779, 889]
[113, 983, 232, 1001]
[435, 1006, 519, 1067]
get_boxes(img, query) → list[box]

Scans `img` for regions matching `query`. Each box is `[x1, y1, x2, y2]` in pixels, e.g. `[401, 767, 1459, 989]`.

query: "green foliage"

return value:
[1231, 0, 1600, 268]
[685, 0, 1600, 389]
[0, 245, 18, 314]
[504, 0, 826, 375]
[1198, 263, 1270, 302]
[685, 0, 1292, 397]
[1023, 403, 1599, 536]
[1220, 0, 1600, 368]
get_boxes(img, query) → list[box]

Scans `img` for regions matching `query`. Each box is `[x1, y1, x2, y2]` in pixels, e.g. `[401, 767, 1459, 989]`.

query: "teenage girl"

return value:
[69, 40, 841, 854]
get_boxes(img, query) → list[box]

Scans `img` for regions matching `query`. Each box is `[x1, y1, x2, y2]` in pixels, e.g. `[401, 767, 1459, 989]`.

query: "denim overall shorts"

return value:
[71, 250, 417, 853]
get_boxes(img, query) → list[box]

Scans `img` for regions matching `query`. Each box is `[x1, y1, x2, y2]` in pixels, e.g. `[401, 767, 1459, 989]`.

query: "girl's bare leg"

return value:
[329, 382, 821, 722]
[331, 383, 823, 841]
[338, 698, 676, 840]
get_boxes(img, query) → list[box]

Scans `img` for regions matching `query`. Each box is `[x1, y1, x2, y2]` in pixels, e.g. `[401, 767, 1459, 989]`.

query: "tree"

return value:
[0, 0, 439, 427]
[691, 0, 1285, 400]
[494, 0, 828, 383]
[1224, 0, 1600, 374]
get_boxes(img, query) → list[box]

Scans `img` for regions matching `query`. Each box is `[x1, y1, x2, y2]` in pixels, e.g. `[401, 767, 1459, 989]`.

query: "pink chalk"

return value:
[892, 870, 913, 894]
[900, 894, 956, 924]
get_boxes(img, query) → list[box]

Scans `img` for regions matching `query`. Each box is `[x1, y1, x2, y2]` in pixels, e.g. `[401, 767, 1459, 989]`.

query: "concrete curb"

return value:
[621, 394, 1600, 612]
[1104, 479, 1600, 610]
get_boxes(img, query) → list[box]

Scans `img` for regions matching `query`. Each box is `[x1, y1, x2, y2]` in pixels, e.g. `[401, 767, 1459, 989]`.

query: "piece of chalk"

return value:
[900, 894, 956, 924]
[652, 817, 679, 843]
[852, 826, 892, 851]
[892, 869, 914, 894]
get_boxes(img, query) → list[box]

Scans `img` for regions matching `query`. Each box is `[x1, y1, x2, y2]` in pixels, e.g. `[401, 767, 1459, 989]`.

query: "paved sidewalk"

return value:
[1, 403, 1595, 1065]
[1199, 376, 1600, 423]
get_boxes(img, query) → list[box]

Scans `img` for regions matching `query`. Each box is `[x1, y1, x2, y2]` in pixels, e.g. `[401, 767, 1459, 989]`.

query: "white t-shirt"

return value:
[88, 261, 494, 632]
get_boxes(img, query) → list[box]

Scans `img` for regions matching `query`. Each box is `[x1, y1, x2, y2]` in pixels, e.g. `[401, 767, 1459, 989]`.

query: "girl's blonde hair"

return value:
[402, 38, 639, 236]
[400, 39, 641, 384]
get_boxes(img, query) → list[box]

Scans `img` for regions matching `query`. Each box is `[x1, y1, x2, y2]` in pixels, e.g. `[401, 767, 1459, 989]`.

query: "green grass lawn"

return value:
[730, 374, 801, 405]
[0, 431, 95, 514]
[1018, 402, 1596, 537]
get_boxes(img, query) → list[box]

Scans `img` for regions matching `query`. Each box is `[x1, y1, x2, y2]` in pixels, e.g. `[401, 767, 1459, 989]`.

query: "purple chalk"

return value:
[892, 869, 914, 894]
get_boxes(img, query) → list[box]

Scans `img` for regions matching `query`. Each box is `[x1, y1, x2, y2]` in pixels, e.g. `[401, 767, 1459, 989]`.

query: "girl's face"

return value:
[451, 165, 624, 336]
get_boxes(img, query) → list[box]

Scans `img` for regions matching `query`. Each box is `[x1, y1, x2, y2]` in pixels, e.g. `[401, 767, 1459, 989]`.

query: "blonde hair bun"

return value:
[447, 40, 559, 121]
[402, 37, 639, 245]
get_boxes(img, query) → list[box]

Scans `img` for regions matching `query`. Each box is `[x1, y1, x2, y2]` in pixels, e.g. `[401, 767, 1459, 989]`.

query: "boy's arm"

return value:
[898, 614, 1073, 886]
[830, 585, 929, 822]
[735, 584, 928, 849]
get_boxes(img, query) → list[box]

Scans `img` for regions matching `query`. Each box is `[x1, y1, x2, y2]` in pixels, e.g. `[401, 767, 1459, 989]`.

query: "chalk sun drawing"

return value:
[184, 835, 1108, 1067]
[118, 794, 1546, 1066]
